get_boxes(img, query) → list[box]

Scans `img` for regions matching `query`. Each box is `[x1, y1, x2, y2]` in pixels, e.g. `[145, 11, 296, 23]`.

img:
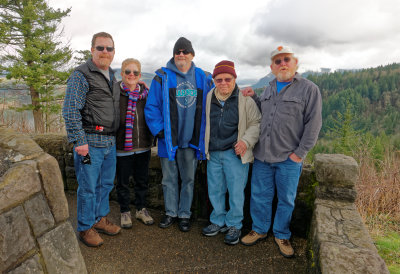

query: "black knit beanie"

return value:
[173, 37, 195, 56]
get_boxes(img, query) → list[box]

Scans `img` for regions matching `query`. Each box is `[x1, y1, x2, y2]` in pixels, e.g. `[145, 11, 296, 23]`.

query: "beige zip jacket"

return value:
[205, 87, 261, 164]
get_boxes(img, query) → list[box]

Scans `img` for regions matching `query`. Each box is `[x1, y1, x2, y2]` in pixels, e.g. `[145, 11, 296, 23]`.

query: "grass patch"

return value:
[366, 215, 400, 274]
[374, 231, 400, 274]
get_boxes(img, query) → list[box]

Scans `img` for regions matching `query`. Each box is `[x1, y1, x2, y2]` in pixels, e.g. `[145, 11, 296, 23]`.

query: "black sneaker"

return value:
[224, 227, 241, 245]
[159, 215, 176, 228]
[202, 223, 228, 236]
[178, 218, 191, 232]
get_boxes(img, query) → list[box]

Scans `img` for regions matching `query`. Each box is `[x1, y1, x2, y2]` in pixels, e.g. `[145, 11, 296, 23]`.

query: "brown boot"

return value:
[241, 230, 268, 246]
[79, 228, 103, 247]
[93, 217, 121, 235]
[274, 237, 294, 258]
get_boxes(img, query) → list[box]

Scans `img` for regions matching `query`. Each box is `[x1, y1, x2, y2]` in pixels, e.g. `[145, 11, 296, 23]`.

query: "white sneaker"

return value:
[121, 211, 132, 229]
[135, 208, 154, 225]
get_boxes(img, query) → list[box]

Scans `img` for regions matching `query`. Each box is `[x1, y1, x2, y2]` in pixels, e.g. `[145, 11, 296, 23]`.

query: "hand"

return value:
[139, 80, 149, 90]
[240, 87, 255, 97]
[234, 140, 247, 157]
[289, 152, 302, 163]
[75, 144, 89, 156]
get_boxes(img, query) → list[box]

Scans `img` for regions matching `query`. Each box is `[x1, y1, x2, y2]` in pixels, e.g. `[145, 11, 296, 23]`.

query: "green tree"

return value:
[0, 0, 72, 133]
[74, 49, 91, 66]
[327, 102, 359, 156]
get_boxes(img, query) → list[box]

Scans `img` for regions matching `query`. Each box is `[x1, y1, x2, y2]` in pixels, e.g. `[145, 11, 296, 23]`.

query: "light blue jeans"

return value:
[74, 144, 116, 232]
[160, 148, 197, 218]
[250, 158, 302, 239]
[207, 149, 249, 229]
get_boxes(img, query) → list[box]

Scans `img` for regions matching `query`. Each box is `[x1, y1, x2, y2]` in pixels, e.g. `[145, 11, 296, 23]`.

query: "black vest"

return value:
[209, 86, 239, 151]
[75, 59, 120, 135]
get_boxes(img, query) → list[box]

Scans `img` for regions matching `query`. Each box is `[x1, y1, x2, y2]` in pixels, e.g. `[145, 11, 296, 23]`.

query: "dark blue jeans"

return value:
[116, 150, 151, 213]
[250, 158, 302, 239]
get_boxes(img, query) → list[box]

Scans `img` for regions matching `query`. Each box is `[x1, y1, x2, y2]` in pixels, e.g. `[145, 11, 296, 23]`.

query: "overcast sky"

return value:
[49, 0, 400, 84]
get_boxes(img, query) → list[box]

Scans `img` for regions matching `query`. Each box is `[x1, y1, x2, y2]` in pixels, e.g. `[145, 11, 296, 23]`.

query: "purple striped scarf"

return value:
[122, 82, 148, 150]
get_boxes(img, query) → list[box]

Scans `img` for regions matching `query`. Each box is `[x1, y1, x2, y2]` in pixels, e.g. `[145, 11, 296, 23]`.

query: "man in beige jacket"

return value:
[202, 60, 261, 245]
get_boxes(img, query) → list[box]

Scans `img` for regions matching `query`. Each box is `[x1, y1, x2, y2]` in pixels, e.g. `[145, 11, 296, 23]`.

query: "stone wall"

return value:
[30, 134, 389, 273]
[0, 128, 86, 273]
[309, 154, 389, 274]
[32, 134, 312, 233]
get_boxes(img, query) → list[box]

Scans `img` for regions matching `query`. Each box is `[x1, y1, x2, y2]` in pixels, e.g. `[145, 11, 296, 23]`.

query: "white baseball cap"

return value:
[270, 46, 294, 59]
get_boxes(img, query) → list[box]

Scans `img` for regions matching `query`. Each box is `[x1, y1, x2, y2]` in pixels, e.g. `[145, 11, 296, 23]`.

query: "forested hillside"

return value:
[307, 63, 400, 139]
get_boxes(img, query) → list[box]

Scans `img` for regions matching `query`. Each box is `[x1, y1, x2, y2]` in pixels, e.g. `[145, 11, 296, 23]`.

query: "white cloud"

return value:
[49, 0, 400, 83]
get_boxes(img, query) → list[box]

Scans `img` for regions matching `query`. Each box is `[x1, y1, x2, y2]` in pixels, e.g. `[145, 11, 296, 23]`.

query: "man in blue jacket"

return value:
[145, 37, 214, 232]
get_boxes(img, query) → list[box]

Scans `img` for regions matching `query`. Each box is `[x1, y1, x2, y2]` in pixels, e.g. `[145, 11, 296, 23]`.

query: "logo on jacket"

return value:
[176, 81, 197, 109]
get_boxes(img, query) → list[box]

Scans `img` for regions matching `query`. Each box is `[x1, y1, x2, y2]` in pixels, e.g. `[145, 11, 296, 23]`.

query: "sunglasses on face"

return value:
[124, 69, 140, 76]
[274, 57, 291, 65]
[215, 78, 233, 84]
[95, 46, 115, 52]
[175, 49, 190, 55]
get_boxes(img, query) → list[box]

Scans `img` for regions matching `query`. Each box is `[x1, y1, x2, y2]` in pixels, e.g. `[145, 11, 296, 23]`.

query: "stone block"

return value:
[0, 206, 35, 272]
[314, 198, 355, 210]
[314, 154, 359, 188]
[65, 166, 76, 179]
[318, 242, 388, 274]
[8, 255, 44, 274]
[24, 193, 55, 237]
[36, 154, 69, 223]
[32, 134, 68, 157]
[65, 177, 78, 191]
[0, 161, 41, 213]
[315, 185, 357, 202]
[341, 209, 377, 250]
[65, 152, 74, 167]
[0, 147, 16, 177]
[298, 164, 313, 192]
[313, 203, 338, 236]
[0, 129, 43, 161]
[38, 222, 86, 274]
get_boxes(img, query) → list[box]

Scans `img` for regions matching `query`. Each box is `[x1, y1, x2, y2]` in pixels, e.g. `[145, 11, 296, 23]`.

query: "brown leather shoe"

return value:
[93, 217, 121, 236]
[79, 228, 103, 247]
[241, 230, 268, 246]
[274, 237, 294, 258]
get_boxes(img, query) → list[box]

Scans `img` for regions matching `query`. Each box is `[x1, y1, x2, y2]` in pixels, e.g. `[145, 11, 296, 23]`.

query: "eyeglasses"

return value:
[274, 57, 291, 65]
[175, 49, 190, 55]
[124, 69, 140, 76]
[215, 78, 233, 84]
[95, 46, 115, 52]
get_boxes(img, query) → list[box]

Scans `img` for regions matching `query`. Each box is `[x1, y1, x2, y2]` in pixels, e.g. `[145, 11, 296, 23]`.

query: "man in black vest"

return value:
[63, 32, 121, 247]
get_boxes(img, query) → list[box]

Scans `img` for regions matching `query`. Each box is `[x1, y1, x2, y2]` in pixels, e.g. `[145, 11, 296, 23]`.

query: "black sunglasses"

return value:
[215, 77, 233, 84]
[95, 46, 114, 52]
[274, 57, 291, 65]
[175, 49, 190, 55]
[124, 69, 140, 76]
